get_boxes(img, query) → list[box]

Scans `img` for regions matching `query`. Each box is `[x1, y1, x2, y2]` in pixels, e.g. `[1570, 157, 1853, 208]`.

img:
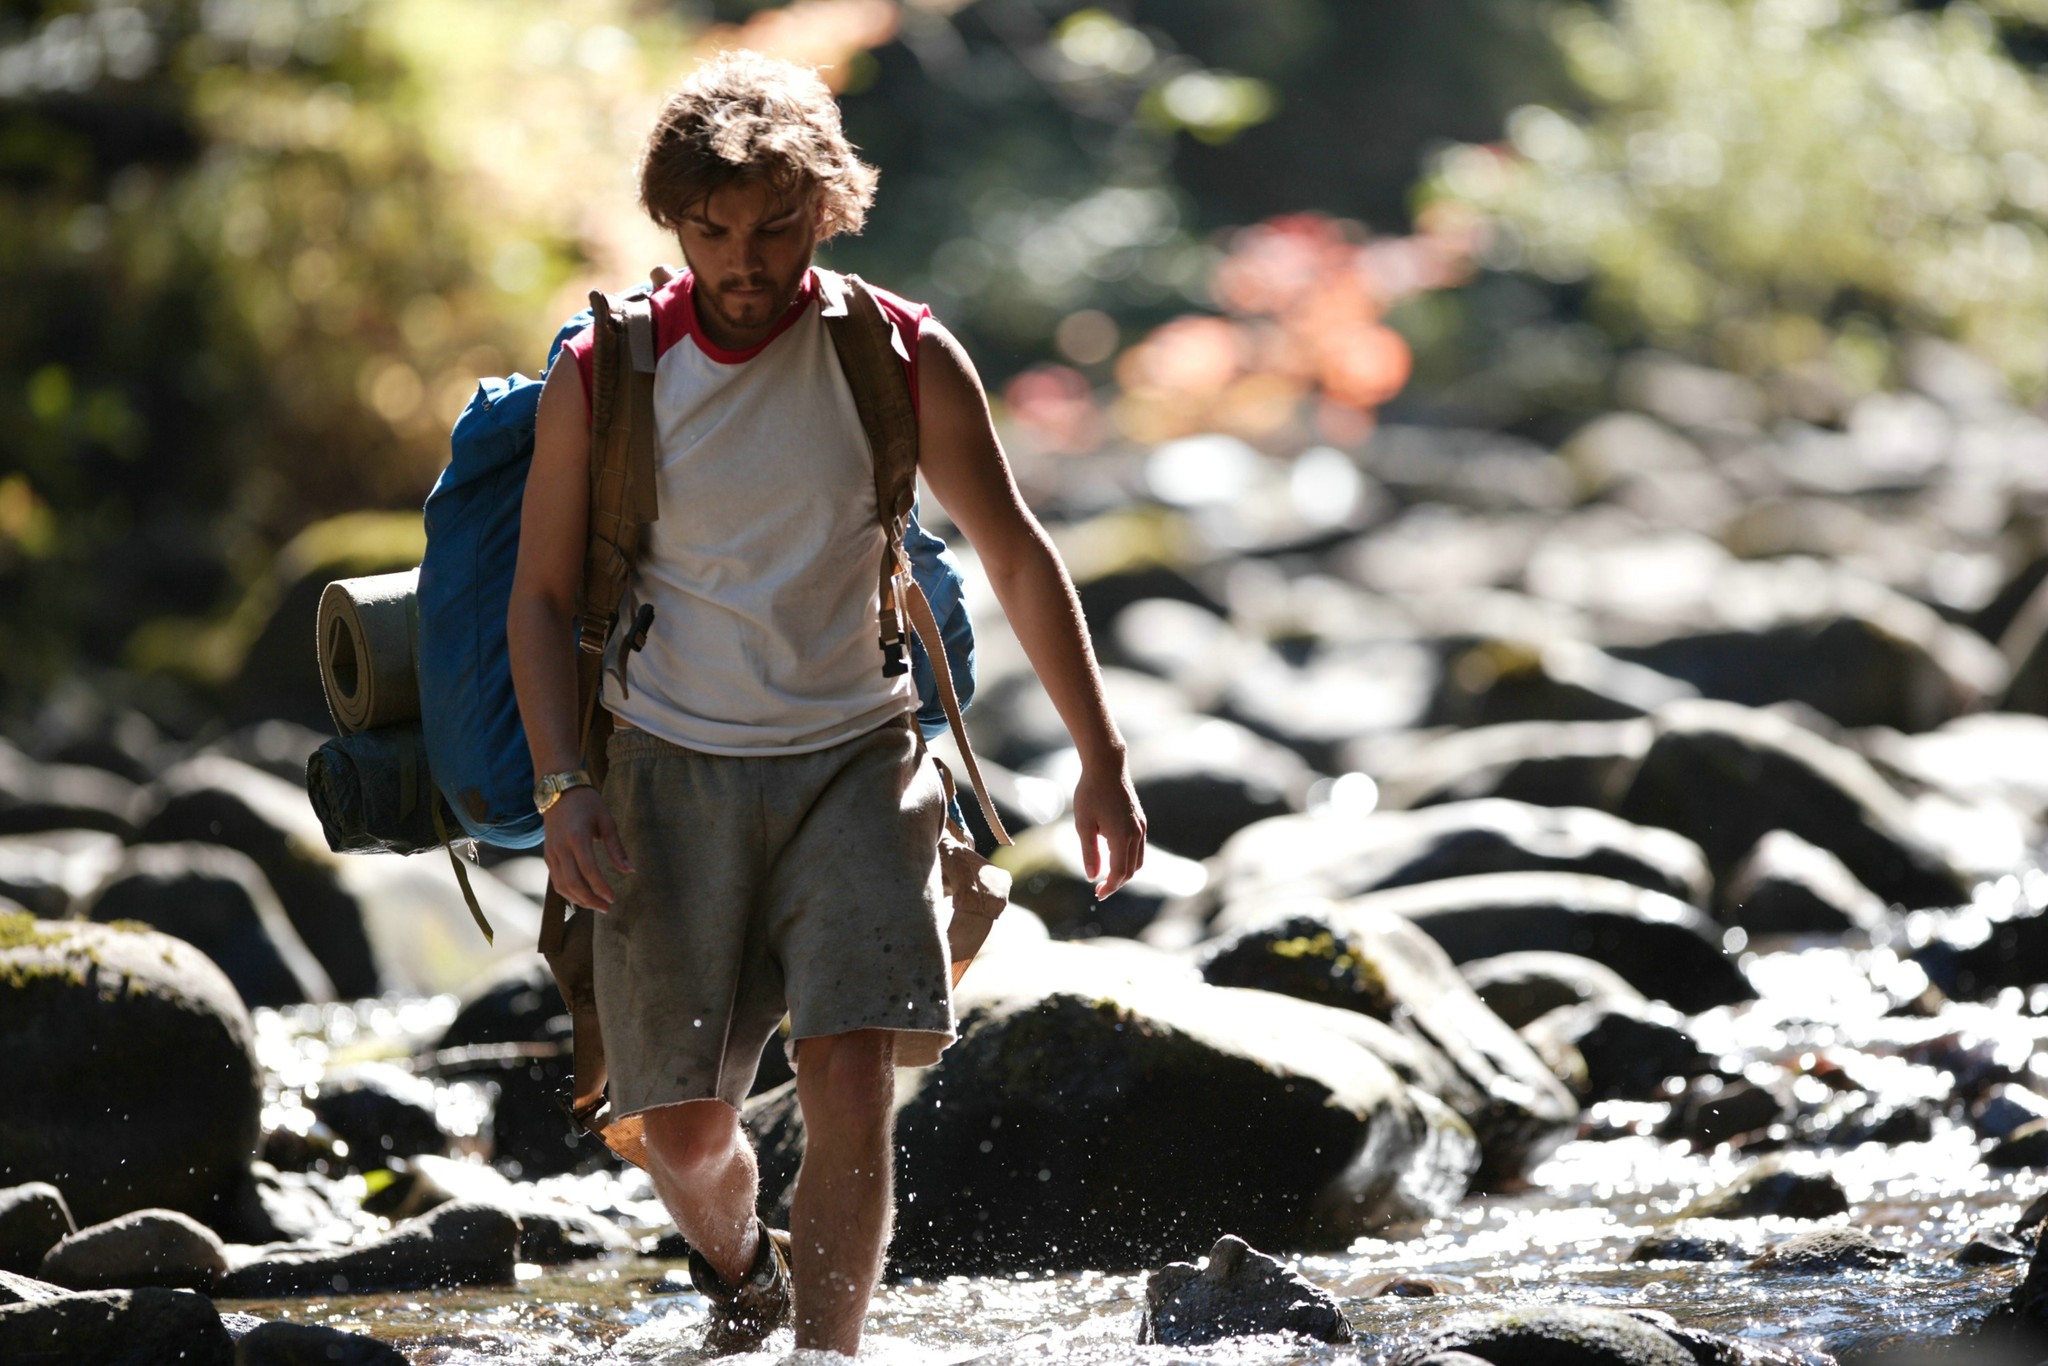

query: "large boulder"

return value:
[0, 914, 260, 1227]
[79, 842, 335, 1007]
[0, 1183, 73, 1275]
[1199, 800, 1711, 918]
[1459, 951, 1646, 1030]
[0, 1285, 233, 1365]
[137, 755, 381, 998]
[1429, 637, 1696, 729]
[39, 1209, 227, 1292]
[0, 740, 143, 840]
[749, 935, 1479, 1274]
[218, 1200, 520, 1295]
[1718, 830, 1889, 937]
[1615, 701, 1968, 908]
[1312, 872, 1752, 1012]
[0, 830, 124, 920]
[1360, 719, 1653, 813]
[1396, 1305, 1787, 1365]
[1200, 903, 1577, 1185]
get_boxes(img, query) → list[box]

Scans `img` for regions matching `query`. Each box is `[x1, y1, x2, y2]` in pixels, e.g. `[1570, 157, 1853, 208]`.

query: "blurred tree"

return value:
[1419, 0, 2048, 405]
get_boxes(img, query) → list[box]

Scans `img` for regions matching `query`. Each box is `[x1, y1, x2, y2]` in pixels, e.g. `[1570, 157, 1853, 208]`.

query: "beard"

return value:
[696, 267, 805, 339]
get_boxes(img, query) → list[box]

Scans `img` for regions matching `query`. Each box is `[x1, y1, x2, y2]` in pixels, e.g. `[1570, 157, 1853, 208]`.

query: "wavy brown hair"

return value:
[639, 50, 878, 240]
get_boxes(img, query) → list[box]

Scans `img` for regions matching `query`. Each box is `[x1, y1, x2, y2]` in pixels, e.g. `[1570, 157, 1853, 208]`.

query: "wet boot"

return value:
[687, 1222, 794, 1356]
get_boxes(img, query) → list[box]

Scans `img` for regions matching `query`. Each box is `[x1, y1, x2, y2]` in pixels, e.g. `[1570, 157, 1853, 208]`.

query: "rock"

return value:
[438, 956, 569, 1050]
[40, 1208, 227, 1292]
[968, 666, 1198, 773]
[1396, 1305, 1696, 1365]
[356, 1155, 633, 1264]
[1616, 701, 1968, 909]
[1364, 719, 1653, 813]
[1820, 1094, 1939, 1147]
[1521, 1003, 1712, 1104]
[1956, 1231, 2028, 1265]
[1325, 872, 1752, 1012]
[138, 755, 381, 998]
[1200, 800, 1712, 919]
[219, 1199, 520, 1296]
[0, 738, 143, 839]
[1459, 951, 1647, 1029]
[307, 1063, 448, 1167]
[1609, 595, 2007, 733]
[751, 937, 1480, 1274]
[1915, 908, 2048, 1000]
[1222, 643, 1439, 774]
[0, 914, 261, 1227]
[1430, 637, 1697, 728]
[1862, 713, 2048, 822]
[214, 1164, 349, 1246]
[0, 1183, 73, 1275]
[1749, 1226, 1904, 1272]
[429, 956, 596, 1179]
[994, 822, 1205, 941]
[1986, 1119, 2048, 1168]
[0, 1286, 233, 1364]
[0, 829, 124, 920]
[0, 1268, 64, 1304]
[1680, 1158, 1849, 1220]
[1630, 1228, 1748, 1262]
[1663, 1077, 1789, 1148]
[1199, 904, 1577, 1185]
[233, 1319, 409, 1365]
[80, 842, 336, 1007]
[1718, 830, 1890, 937]
[1972, 1085, 2048, 1142]
[1137, 1233, 1352, 1346]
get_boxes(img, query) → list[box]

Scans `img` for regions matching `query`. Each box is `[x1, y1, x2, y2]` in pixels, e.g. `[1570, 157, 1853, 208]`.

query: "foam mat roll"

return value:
[319, 569, 421, 735]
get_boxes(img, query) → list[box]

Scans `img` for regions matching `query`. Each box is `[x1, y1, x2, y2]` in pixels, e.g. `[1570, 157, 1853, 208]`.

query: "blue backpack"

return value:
[415, 270, 990, 853]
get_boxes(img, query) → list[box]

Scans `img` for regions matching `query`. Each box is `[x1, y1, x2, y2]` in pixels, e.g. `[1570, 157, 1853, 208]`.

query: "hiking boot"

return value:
[687, 1222, 794, 1355]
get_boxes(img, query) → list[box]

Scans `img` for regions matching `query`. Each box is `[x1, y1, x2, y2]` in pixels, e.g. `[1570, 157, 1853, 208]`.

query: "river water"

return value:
[223, 937, 2048, 1364]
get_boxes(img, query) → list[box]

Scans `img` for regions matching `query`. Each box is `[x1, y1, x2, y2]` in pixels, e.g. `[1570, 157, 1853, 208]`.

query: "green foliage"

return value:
[1420, 0, 2048, 398]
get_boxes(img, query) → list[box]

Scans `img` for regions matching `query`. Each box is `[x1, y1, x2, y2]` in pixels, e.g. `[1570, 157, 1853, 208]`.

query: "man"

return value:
[506, 50, 1146, 1358]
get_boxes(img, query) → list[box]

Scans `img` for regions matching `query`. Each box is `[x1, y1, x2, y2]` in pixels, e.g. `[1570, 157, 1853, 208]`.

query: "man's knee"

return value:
[640, 1099, 743, 1177]
[795, 1029, 896, 1132]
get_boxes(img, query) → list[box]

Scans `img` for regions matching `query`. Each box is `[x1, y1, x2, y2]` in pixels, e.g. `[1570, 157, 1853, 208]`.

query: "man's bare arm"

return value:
[914, 320, 1146, 896]
[507, 357, 631, 908]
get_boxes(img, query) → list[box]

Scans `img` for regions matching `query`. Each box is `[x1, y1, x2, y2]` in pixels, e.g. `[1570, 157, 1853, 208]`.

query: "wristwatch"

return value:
[533, 768, 595, 815]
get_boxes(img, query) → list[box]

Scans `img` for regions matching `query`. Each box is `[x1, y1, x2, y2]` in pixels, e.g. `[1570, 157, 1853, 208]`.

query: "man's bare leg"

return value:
[641, 1099, 761, 1285]
[790, 1029, 897, 1355]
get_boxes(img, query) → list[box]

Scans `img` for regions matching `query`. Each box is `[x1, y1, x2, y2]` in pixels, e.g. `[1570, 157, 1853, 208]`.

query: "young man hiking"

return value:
[506, 51, 1147, 1358]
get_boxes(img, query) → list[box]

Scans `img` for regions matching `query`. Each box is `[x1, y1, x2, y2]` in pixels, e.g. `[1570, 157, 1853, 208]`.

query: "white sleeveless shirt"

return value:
[562, 268, 919, 754]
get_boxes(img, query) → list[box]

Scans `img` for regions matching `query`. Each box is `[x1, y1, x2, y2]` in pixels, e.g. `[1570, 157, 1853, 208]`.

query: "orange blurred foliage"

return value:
[701, 0, 901, 89]
[1108, 210, 1476, 449]
[1003, 364, 1109, 457]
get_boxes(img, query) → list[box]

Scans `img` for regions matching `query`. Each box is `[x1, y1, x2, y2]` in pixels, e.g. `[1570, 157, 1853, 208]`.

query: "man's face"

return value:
[676, 179, 821, 349]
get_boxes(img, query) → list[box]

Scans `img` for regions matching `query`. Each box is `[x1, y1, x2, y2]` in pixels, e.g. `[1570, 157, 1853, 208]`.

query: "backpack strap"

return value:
[818, 269, 1011, 847]
[536, 277, 662, 1148]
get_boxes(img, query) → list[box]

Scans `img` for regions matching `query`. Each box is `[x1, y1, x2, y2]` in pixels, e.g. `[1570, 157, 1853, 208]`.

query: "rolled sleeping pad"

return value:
[306, 723, 447, 856]
[319, 569, 422, 735]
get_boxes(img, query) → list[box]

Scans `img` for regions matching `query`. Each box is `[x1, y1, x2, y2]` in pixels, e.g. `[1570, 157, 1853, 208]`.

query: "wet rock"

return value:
[1396, 1304, 1697, 1365]
[233, 1319, 409, 1365]
[1615, 700, 1968, 909]
[430, 956, 597, 1177]
[0, 914, 261, 1227]
[219, 1200, 520, 1296]
[1221, 642, 1439, 775]
[1915, 908, 2048, 1000]
[1749, 1226, 1904, 1272]
[1630, 1228, 1748, 1263]
[357, 1155, 633, 1264]
[0, 1182, 73, 1275]
[0, 829, 123, 920]
[1203, 800, 1712, 917]
[1333, 871, 1751, 1012]
[753, 937, 1481, 1274]
[1199, 904, 1578, 1185]
[1862, 713, 2048, 822]
[1430, 637, 1697, 729]
[1521, 1003, 1713, 1104]
[215, 1163, 349, 1246]
[0, 1268, 64, 1303]
[1609, 596, 2006, 733]
[994, 822, 1202, 941]
[1459, 951, 1648, 1029]
[0, 1285, 233, 1364]
[439, 956, 570, 1050]
[1365, 719, 1652, 813]
[1821, 1095, 1940, 1147]
[1136, 1233, 1352, 1346]
[139, 755, 381, 998]
[1971, 1085, 2048, 1142]
[0, 738, 143, 839]
[40, 1208, 227, 1292]
[1956, 1230, 2028, 1264]
[1664, 1076, 1790, 1148]
[1985, 1118, 2048, 1168]
[80, 842, 336, 1007]
[1719, 830, 1890, 937]
[1680, 1158, 1849, 1220]
[308, 1063, 448, 1167]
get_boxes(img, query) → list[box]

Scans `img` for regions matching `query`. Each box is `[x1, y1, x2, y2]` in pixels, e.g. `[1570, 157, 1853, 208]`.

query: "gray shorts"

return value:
[593, 714, 955, 1118]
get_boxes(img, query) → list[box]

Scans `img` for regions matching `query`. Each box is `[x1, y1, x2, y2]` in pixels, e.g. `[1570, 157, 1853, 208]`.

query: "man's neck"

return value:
[690, 269, 813, 352]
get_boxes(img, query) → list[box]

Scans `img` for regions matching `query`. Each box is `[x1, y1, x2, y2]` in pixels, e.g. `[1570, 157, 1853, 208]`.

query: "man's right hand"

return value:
[544, 785, 633, 910]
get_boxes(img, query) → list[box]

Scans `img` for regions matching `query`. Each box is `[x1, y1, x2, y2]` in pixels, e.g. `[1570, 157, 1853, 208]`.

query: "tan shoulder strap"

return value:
[819, 269, 1010, 847]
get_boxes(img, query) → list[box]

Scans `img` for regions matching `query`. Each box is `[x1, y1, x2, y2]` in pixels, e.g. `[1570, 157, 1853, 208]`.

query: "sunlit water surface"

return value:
[229, 942, 2048, 1364]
